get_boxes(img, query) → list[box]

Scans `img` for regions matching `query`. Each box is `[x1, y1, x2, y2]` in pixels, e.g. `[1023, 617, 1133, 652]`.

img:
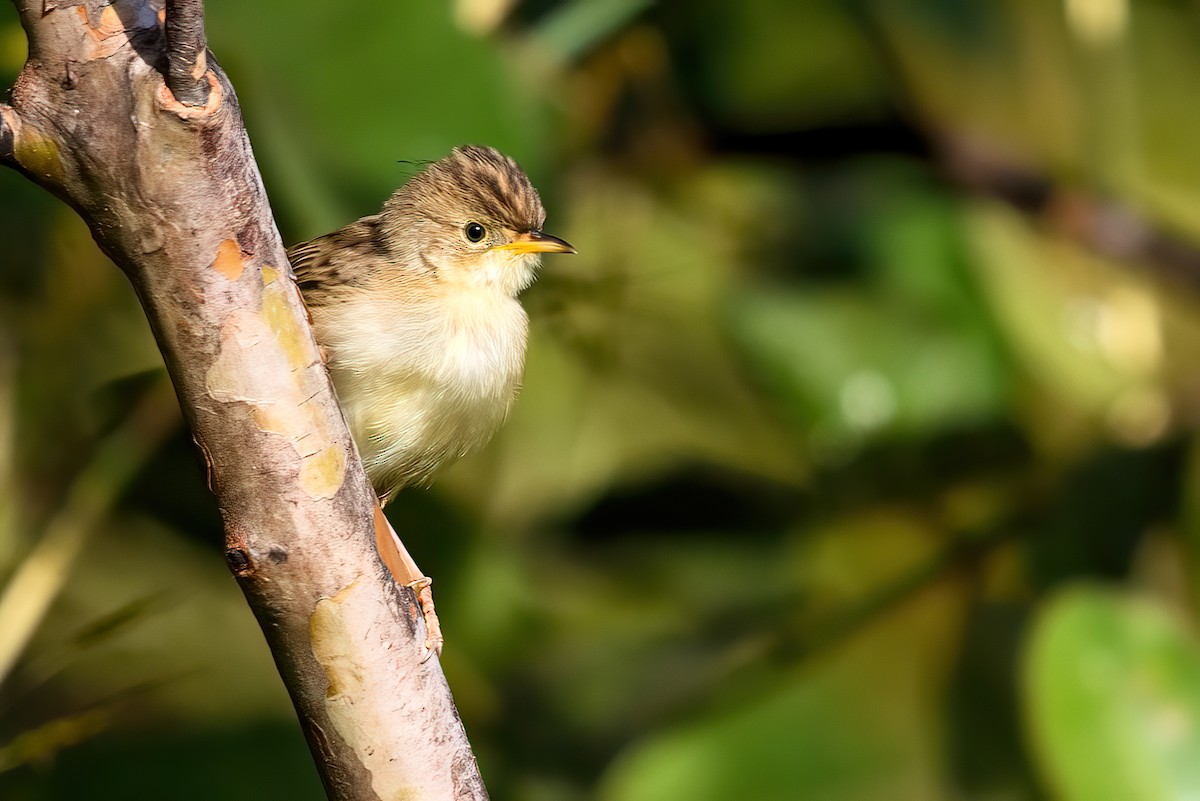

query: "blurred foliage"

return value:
[7, 0, 1200, 799]
[1027, 587, 1200, 801]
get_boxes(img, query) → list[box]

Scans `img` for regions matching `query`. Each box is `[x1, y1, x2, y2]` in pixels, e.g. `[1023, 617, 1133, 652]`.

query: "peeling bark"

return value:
[2, 1, 488, 798]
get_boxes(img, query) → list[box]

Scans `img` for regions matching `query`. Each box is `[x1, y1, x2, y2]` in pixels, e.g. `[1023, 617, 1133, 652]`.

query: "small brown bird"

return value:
[288, 145, 574, 654]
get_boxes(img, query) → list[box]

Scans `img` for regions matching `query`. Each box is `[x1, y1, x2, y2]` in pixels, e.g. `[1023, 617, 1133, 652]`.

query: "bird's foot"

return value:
[373, 502, 444, 660]
[405, 575, 444, 661]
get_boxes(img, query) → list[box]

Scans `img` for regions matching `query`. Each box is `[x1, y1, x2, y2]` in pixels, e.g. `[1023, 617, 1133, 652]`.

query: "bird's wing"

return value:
[287, 214, 386, 307]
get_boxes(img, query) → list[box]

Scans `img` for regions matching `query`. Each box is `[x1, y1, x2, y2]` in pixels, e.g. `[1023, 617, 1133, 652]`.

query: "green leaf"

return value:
[1025, 587, 1200, 801]
[597, 542, 963, 801]
[729, 288, 1005, 448]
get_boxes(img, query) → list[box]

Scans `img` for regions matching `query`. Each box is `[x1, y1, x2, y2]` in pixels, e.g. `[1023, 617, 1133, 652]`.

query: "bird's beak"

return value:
[495, 230, 577, 255]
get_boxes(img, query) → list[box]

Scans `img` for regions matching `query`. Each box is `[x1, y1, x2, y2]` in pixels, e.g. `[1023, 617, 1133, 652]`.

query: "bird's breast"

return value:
[323, 289, 529, 495]
[435, 290, 529, 398]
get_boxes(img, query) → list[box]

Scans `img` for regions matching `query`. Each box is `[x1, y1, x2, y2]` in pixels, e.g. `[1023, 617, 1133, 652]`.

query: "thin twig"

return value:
[940, 136, 1200, 295]
[770, 529, 1008, 663]
[843, 3, 1200, 296]
[163, 0, 209, 107]
[0, 378, 178, 687]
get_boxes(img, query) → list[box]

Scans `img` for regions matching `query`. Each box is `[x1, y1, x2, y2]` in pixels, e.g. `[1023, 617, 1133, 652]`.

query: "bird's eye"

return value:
[464, 222, 486, 243]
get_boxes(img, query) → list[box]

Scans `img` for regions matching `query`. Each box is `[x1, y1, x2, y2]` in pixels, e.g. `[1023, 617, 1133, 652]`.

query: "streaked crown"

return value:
[389, 145, 546, 234]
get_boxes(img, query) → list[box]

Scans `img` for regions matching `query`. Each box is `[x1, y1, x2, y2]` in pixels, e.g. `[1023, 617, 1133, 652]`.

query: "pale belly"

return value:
[324, 293, 529, 501]
[344, 372, 517, 499]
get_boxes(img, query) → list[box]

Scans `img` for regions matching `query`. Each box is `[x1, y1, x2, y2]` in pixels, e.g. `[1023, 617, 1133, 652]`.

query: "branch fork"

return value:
[157, 69, 221, 119]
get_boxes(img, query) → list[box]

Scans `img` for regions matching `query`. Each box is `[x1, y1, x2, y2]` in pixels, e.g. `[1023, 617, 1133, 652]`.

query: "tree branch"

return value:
[163, 0, 209, 106]
[3, 1, 487, 797]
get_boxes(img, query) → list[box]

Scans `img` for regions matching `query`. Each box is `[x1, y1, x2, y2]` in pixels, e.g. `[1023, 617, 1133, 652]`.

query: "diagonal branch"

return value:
[1, 1, 488, 798]
[163, 0, 210, 106]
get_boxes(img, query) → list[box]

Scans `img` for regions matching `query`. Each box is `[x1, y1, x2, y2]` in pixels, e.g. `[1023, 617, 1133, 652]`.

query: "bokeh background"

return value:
[5, 0, 1200, 798]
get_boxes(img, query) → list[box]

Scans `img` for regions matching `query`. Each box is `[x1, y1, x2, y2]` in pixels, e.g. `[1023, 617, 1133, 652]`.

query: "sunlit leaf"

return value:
[598, 563, 964, 801]
[1025, 587, 1200, 801]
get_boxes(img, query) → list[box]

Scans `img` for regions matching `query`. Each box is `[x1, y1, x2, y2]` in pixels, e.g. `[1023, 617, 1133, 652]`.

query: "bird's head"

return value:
[382, 145, 574, 296]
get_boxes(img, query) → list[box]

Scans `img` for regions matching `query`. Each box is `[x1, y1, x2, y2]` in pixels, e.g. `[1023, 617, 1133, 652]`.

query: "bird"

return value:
[287, 145, 574, 656]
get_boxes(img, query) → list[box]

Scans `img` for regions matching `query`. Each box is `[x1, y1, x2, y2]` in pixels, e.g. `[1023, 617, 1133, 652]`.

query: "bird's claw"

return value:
[406, 576, 443, 661]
